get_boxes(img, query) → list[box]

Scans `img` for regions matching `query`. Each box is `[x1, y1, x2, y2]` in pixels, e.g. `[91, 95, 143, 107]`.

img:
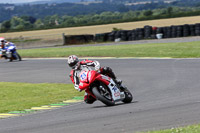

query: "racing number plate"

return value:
[111, 86, 121, 101]
[79, 71, 88, 82]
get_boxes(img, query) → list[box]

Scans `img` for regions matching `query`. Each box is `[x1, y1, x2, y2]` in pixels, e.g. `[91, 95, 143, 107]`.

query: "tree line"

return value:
[1, 2, 200, 32]
[1, 0, 200, 22]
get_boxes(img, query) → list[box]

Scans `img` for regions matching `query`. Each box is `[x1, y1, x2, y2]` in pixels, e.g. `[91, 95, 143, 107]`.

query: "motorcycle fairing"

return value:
[6, 51, 12, 58]
[79, 70, 105, 90]
[7, 46, 15, 51]
[107, 79, 122, 101]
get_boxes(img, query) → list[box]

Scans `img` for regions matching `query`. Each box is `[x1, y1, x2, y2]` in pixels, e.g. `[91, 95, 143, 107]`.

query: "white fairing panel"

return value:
[108, 79, 121, 101]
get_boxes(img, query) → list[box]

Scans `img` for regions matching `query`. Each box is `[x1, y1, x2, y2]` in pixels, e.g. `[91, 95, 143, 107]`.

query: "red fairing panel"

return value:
[78, 70, 110, 92]
[79, 70, 92, 90]
[87, 70, 98, 83]
[96, 75, 110, 86]
[79, 82, 90, 90]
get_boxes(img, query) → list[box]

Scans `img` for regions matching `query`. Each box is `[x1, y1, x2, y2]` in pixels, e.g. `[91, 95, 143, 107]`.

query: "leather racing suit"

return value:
[69, 59, 118, 104]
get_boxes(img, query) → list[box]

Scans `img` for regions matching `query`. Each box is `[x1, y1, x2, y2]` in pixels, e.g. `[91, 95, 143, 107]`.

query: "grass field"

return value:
[18, 41, 200, 58]
[0, 82, 83, 113]
[1, 16, 200, 40]
[141, 124, 200, 133]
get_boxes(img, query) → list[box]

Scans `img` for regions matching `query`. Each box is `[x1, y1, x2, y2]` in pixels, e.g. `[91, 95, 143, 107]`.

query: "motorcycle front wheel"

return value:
[9, 57, 13, 62]
[92, 86, 115, 106]
[16, 52, 22, 61]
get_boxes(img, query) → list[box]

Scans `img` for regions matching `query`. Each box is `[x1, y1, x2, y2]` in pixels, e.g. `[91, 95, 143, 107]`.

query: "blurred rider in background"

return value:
[67, 55, 122, 104]
[0, 37, 17, 59]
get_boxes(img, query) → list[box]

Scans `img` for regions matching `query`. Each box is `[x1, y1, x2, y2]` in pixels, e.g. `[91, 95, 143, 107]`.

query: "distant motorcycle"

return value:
[0, 47, 22, 62]
[78, 69, 133, 106]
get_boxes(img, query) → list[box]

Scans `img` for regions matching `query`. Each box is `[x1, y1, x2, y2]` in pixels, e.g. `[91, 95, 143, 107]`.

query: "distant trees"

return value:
[0, 16, 36, 32]
[1, 0, 200, 23]
[1, 6, 200, 33]
[167, 7, 173, 15]
[144, 10, 153, 16]
[1, 21, 11, 32]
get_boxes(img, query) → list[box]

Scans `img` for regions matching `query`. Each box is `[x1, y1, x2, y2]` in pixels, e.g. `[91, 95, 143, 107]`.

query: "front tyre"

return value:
[9, 58, 13, 62]
[122, 87, 133, 103]
[15, 52, 22, 61]
[92, 86, 115, 106]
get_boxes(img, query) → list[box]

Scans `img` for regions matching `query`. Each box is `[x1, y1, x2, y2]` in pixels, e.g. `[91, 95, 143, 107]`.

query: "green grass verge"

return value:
[141, 124, 200, 133]
[0, 82, 83, 113]
[18, 41, 200, 58]
[10, 38, 41, 43]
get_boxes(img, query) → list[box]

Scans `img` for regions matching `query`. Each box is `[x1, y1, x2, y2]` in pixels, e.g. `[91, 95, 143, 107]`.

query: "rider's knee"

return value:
[84, 95, 96, 104]
[102, 67, 112, 73]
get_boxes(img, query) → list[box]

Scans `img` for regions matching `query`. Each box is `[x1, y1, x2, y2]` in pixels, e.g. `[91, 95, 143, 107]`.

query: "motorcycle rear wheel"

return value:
[92, 86, 115, 106]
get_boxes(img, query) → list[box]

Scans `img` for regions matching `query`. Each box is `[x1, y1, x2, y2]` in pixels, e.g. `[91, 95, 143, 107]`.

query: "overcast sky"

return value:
[0, 0, 49, 3]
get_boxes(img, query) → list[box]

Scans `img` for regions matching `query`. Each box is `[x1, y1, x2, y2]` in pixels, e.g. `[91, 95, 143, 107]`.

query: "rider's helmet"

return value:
[68, 55, 79, 69]
[0, 37, 6, 48]
[0, 37, 5, 43]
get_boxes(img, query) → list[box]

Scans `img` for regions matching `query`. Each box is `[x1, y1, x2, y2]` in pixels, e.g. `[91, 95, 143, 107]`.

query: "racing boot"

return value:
[101, 67, 122, 85]
[84, 93, 96, 104]
[114, 78, 122, 86]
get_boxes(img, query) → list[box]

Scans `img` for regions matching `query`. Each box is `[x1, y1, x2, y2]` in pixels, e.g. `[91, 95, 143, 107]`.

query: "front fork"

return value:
[6, 51, 12, 58]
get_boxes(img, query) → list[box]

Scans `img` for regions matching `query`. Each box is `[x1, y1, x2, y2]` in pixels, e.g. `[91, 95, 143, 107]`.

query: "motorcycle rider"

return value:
[0, 37, 17, 59]
[68, 55, 122, 104]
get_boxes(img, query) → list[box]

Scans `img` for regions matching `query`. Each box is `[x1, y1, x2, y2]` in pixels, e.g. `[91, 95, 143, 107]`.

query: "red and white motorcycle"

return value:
[78, 70, 133, 106]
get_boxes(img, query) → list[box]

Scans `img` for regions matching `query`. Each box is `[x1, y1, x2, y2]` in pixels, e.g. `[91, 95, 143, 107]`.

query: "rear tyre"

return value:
[92, 86, 115, 106]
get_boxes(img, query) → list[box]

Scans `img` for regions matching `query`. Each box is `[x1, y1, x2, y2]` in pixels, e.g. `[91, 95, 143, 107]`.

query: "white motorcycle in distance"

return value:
[0, 46, 22, 62]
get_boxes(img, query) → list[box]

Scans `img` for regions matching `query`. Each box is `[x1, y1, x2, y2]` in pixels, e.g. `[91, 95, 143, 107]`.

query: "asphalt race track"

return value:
[0, 58, 200, 133]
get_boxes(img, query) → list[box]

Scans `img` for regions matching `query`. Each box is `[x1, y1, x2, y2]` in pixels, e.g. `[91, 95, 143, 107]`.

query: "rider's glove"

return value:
[75, 85, 82, 92]
[94, 61, 100, 71]
[95, 66, 100, 71]
[77, 88, 82, 92]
